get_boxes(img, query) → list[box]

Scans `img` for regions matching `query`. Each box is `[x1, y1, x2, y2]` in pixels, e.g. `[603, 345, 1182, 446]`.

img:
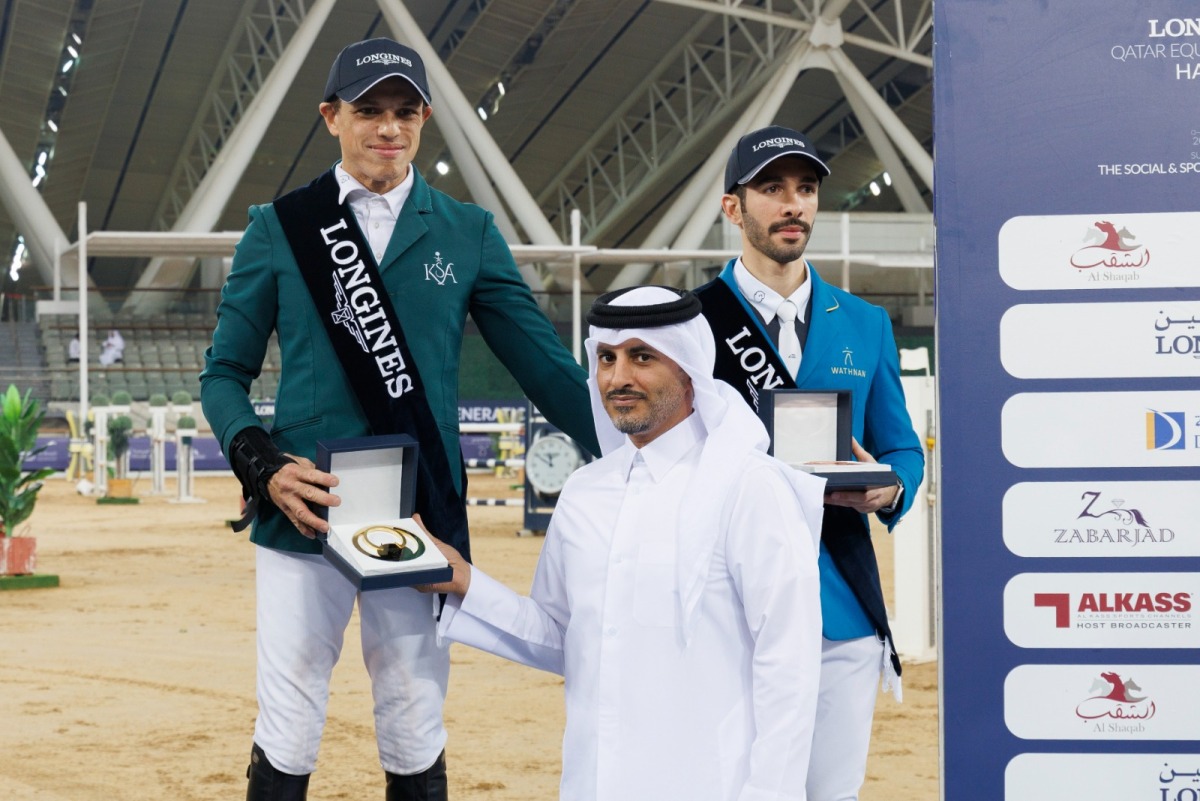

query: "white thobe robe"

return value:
[440, 413, 821, 801]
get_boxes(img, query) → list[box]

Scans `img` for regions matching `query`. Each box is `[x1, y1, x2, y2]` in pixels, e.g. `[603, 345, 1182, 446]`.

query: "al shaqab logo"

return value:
[1075, 671, 1155, 729]
[1069, 220, 1150, 270]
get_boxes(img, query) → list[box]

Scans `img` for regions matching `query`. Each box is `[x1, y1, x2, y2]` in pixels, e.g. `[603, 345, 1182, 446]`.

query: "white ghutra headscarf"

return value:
[585, 286, 825, 641]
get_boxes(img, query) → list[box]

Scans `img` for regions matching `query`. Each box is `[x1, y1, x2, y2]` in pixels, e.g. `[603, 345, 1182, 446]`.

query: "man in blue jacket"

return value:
[695, 125, 924, 801]
[200, 37, 597, 801]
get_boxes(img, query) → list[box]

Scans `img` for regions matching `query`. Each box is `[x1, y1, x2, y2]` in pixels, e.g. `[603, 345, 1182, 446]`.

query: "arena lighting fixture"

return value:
[869, 181, 881, 196]
[9, 239, 26, 281]
[435, 161, 450, 175]
[883, 172, 892, 186]
[477, 106, 488, 120]
[497, 81, 506, 95]
[6, 15, 85, 283]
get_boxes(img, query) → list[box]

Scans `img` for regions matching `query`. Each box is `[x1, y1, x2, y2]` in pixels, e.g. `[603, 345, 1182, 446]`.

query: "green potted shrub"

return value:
[171, 390, 193, 416]
[176, 414, 198, 442]
[107, 414, 135, 500]
[110, 390, 133, 414]
[0, 385, 55, 575]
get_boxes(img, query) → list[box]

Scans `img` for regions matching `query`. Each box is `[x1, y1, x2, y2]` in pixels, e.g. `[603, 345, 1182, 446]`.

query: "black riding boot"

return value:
[246, 742, 311, 801]
[385, 751, 448, 801]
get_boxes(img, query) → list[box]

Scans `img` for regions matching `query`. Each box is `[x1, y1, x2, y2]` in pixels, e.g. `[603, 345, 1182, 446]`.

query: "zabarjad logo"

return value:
[1077, 491, 1149, 526]
[1069, 220, 1150, 269]
[1052, 491, 1175, 548]
[1075, 671, 1156, 723]
[424, 251, 457, 285]
[1146, 409, 1186, 450]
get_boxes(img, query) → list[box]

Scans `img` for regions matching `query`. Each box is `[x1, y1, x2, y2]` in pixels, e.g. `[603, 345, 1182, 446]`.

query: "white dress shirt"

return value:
[335, 163, 414, 263]
[733, 257, 811, 332]
[440, 413, 821, 801]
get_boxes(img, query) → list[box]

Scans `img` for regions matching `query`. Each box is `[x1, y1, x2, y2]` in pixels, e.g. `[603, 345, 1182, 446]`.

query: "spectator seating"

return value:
[38, 312, 281, 403]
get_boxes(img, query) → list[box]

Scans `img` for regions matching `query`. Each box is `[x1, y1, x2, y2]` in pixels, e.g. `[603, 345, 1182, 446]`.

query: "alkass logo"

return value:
[1070, 220, 1150, 269]
[1034, 591, 1192, 629]
[1075, 671, 1156, 721]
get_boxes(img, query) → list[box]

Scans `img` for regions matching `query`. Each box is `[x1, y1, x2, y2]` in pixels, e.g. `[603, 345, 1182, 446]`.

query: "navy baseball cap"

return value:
[324, 38, 431, 105]
[724, 125, 830, 193]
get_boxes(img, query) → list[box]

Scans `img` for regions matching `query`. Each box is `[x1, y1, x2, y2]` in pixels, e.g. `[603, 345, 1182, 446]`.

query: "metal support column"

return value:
[824, 46, 933, 191]
[377, 0, 562, 247]
[126, 0, 339, 314]
[608, 40, 817, 289]
[0, 126, 71, 286]
[833, 68, 928, 212]
[433, 103, 549, 292]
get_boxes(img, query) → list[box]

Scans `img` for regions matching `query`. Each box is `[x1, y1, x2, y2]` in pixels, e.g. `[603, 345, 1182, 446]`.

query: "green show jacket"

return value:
[201, 166, 598, 554]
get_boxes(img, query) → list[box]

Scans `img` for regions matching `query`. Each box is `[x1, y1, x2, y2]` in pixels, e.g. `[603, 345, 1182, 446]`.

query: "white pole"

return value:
[149, 407, 167, 494]
[571, 210, 582, 365]
[78, 202, 89, 439]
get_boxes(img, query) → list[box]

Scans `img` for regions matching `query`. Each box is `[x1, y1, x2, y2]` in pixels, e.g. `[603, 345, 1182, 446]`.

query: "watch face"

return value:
[526, 435, 582, 495]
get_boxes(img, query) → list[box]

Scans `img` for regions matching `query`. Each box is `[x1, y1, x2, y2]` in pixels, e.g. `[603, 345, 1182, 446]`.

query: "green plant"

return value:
[91, 393, 110, 408]
[171, 390, 193, 406]
[108, 415, 134, 479]
[111, 390, 133, 407]
[176, 415, 197, 430]
[0, 386, 55, 537]
[148, 393, 169, 407]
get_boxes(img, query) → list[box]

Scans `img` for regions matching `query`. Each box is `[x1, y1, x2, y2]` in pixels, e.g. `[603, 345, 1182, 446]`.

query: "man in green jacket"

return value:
[200, 37, 597, 801]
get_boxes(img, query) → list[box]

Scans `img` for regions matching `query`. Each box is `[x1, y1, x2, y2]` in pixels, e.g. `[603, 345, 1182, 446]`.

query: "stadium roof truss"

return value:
[0, 0, 933, 316]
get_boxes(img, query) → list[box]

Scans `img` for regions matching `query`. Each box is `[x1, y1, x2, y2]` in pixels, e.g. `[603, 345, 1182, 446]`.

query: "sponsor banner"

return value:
[24, 436, 72, 471]
[998, 212, 1200, 290]
[1007, 753, 1200, 801]
[1000, 302, 1200, 378]
[937, 1, 1200, 795]
[1004, 573, 1200, 649]
[460, 434, 494, 462]
[1004, 665, 1200, 741]
[1003, 481, 1198, 557]
[1002, 391, 1200, 468]
[1008, 753, 1200, 801]
[457, 399, 525, 426]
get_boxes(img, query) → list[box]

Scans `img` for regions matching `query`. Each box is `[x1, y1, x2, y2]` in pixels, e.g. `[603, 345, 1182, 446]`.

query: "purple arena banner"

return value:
[935, 2, 1200, 799]
[23, 400, 526, 473]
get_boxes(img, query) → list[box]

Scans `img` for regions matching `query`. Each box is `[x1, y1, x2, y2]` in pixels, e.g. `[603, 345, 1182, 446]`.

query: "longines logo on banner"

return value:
[1053, 491, 1175, 549]
[1033, 590, 1193, 631]
[1159, 763, 1200, 801]
[1074, 671, 1156, 734]
[322, 219, 415, 398]
[1069, 220, 1150, 278]
[1154, 311, 1200, 360]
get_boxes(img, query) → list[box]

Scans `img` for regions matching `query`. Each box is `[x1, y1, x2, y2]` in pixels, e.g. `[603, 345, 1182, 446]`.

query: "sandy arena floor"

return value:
[0, 473, 938, 800]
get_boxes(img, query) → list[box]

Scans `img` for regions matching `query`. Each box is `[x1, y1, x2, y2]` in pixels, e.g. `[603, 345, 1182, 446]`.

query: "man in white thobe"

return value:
[422, 285, 825, 801]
